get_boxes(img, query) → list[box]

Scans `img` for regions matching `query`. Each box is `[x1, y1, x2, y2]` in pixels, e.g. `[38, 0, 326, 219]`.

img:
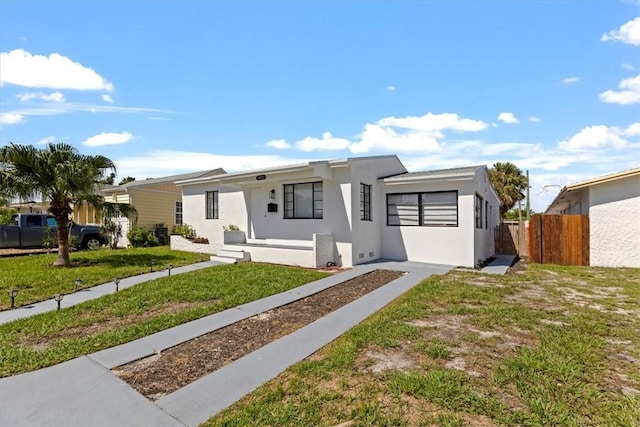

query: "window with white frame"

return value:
[284, 181, 323, 219]
[206, 191, 218, 219]
[360, 183, 372, 221]
[387, 191, 458, 226]
[475, 194, 483, 228]
[175, 201, 183, 225]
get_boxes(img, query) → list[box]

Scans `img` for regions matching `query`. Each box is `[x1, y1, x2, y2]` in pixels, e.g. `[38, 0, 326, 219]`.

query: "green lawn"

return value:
[0, 263, 328, 377]
[0, 247, 204, 310]
[207, 263, 640, 427]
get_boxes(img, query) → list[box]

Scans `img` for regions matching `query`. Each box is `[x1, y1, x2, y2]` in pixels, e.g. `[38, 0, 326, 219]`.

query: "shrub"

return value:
[223, 224, 240, 231]
[172, 224, 196, 239]
[127, 227, 159, 247]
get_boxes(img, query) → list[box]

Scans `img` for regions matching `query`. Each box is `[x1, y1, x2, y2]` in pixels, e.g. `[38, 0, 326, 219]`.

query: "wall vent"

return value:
[359, 253, 364, 259]
[369, 251, 375, 257]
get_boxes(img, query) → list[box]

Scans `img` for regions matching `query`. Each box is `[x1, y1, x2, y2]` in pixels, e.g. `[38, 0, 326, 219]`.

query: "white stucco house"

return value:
[173, 155, 500, 269]
[545, 168, 640, 268]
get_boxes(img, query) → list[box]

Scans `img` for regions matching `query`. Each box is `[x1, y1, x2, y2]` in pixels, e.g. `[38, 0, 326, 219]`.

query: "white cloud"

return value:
[115, 150, 311, 179]
[0, 113, 25, 125]
[0, 49, 113, 91]
[17, 91, 65, 102]
[265, 139, 291, 149]
[35, 136, 56, 145]
[562, 76, 581, 84]
[296, 132, 351, 152]
[377, 112, 488, 133]
[599, 74, 640, 104]
[497, 112, 519, 124]
[102, 94, 114, 104]
[1, 103, 171, 122]
[621, 63, 636, 71]
[624, 122, 640, 136]
[558, 125, 628, 151]
[601, 17, 640, 46]
[83, 131, 134, 147]
[528, 116, 541, 123]
[350, 123, 443, 154]
[387, 85, 396, 91]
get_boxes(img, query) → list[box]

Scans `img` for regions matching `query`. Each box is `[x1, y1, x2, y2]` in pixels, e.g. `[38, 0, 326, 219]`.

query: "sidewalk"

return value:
[0, 260, 222, 325]
[0, 260, 452, 427]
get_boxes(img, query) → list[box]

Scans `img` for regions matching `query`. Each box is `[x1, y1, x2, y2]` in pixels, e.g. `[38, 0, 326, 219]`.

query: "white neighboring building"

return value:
[546, 168, 640, 268]
[174, 155, 499, 269]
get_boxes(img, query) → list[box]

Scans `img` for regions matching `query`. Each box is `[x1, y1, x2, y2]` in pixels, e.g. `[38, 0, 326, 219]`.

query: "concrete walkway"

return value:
[480, 254, 517, 275]
[0, 261, 222, 325]
[0, 260, 452, 427]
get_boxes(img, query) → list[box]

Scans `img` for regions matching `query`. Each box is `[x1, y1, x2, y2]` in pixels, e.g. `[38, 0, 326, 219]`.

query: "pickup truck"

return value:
[0, 213, 106, 250]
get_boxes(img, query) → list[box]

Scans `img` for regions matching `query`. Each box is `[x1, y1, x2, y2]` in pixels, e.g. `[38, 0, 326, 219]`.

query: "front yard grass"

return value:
[0, 263, 328, 377]
[0, 247, 203, 310]
[207, 263, 640, 426]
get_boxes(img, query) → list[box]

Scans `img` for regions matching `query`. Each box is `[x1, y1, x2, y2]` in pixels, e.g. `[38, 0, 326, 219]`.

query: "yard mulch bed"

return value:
[113, 269, 403, 400]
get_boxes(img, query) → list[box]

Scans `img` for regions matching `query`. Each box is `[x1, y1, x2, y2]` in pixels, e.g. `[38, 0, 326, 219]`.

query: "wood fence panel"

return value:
[528, 214, 589, 265]
[494, 222, 530, 256]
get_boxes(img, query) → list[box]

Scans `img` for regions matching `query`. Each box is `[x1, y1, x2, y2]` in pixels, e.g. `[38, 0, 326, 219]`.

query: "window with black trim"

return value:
[175, 201, 183, 225]
[360, 183, 371, 221]
[485, 200, 488, 229]
[475, 194, 483, 228]
[284, 181, 323, 219]
[387, 191, 458, 227]
[206, 191, 219, 219]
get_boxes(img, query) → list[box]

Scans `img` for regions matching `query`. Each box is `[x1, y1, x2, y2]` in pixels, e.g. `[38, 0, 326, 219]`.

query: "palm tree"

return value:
[489, 162, 528, 221]
[0, 143, 116, 266]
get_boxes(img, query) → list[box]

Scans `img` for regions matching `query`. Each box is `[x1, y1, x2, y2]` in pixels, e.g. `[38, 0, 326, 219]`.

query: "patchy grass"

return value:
[0, 263, 328, 377]
[207, 263, 640, 426]
[0, 247, 204, 309]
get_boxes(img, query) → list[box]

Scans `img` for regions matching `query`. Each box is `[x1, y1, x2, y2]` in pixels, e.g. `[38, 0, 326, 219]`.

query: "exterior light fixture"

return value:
[199, 252, 205, 262]
[8, 289, 18, 309]
[74, 278, 83, 292]
[53, 294, 64, 311]
[269, 189, 276, 199]
[114, 278, 121, 292]
[150, 259, 156, 272]
[168, 264, 173, 276]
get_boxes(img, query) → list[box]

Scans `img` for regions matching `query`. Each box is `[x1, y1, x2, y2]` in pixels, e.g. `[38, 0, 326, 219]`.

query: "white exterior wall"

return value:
[349, 161, 386, 265]
[473, 170, 500, 265]
[381, 180, 477, 267]
[589, 177, 640, 268]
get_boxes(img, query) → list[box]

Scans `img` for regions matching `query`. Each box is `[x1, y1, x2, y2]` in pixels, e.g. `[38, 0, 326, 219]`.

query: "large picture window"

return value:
[387, 191, 458, 227]
[284, 181, 323, 219]
[475, 194, 483, 228]
[206, 191, 218, 219]
[175, 201, 183, 225]
[360, 183, 371, 221]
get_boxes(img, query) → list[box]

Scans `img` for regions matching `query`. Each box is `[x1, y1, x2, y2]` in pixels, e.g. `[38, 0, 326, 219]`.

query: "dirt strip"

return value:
[113, 269, 403, 400]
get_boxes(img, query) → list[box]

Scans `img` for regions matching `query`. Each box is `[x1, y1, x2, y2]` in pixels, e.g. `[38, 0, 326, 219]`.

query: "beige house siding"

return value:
[72, 202, 99, 224]
[128, 188, 182, 230]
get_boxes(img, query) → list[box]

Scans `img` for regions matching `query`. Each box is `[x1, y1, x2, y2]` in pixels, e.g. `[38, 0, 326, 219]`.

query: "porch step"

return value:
[210, 248, 251, 264]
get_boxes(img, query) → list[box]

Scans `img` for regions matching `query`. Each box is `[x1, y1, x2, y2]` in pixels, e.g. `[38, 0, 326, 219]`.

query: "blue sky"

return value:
[1, 1, 638, 211]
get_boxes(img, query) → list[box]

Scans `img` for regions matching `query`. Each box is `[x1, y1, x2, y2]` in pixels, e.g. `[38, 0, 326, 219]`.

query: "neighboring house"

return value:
[73, 169, 225, 246]
[545, 168, 640, 268]
[8, 200, 48, 214]
[174, 155, 499, 268]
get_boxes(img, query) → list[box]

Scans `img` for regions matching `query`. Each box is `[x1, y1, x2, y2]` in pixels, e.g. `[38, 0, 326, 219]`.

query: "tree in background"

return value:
[0, 143, 116, 266]
[489, 162, 528, 221]
[118, 176, 136, 185]
[99, 172, 116, 185]
[0, 195, 17, 225]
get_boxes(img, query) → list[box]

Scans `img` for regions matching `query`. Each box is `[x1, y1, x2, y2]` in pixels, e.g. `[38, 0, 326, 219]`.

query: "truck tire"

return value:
[82, 235, 102, 250]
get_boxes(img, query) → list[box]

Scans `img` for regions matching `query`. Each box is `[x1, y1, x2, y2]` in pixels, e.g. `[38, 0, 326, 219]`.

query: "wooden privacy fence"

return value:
[528, 214, 589, 265]
[494, 221, 528, 256]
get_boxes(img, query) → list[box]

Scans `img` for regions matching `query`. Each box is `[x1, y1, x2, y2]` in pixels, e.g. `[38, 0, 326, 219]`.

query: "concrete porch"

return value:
[212, 235, 337, 268]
